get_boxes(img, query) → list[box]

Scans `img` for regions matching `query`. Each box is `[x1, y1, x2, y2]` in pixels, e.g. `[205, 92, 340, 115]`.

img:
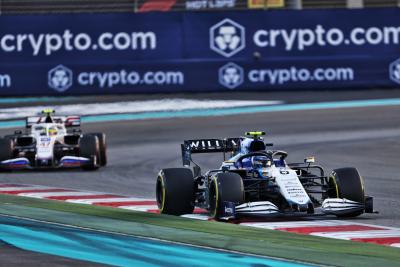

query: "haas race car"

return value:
[157, 132, 375, 220]
[0, 109, 107, 171]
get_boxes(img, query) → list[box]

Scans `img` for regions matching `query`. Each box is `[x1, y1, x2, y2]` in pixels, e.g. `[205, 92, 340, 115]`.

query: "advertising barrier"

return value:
[0, 8, 400, 95]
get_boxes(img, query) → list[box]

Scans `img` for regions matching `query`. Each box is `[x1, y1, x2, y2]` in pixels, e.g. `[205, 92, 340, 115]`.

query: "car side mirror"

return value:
[14, 130, 22, 135]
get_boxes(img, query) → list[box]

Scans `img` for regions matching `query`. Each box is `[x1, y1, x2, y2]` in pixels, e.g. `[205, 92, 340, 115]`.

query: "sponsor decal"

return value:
[253, 25, 400, 51]
[225, 207, 233, 214]
[389, 57, 400, 85]
[248, 0, 284, 8]
[186, 138, 239, 151]
[48, 65, 184, 92]
[186, 0, 236, 10]
[189, 139, 222, 149]
[78, 70, 184, 88]
[0, 30, 157, 56]
[219, 62, 244, 89]
[248, 66, 354, 84]
[210, 19, 245, 57]
[218, 63, 354, 87]
[0, 73, 11, 88]
[48, 65, 73, 92]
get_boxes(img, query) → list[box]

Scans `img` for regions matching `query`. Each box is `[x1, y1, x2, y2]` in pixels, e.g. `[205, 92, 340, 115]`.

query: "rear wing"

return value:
[26, 116, 81, 128]
[181, 138, 240, 166]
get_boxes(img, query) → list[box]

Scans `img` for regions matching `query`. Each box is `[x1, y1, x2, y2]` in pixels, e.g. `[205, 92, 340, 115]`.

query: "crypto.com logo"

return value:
[210, 19, 245, 58]
[48, 65, 73, 92]
[219, 62, 244, 89]
[389, 58, 400, 85]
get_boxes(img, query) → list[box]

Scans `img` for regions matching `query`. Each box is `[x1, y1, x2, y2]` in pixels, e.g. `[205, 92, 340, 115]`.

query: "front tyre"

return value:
[209, 172, 244, 220]
[79, 135, 100, 171]
[329, 167, 365, 217]
[156, 168, 194, 216]
[90, 133, 107, 166]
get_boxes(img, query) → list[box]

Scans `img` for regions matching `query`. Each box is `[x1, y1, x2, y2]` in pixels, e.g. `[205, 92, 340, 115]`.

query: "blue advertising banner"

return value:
[0, 13, 182, 63]
[0, 8, 400, 95]
[184, 8, 400, 59]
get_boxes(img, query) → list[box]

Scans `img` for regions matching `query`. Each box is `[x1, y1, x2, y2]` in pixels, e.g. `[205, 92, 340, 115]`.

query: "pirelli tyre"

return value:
[0, 138, 14, 162]
[209, 172, 244, 220]
[156, 168, 194, 216]
[328, 167, 365, 217]
[79, 135, 100, 171]
[90, 133, 107, 166]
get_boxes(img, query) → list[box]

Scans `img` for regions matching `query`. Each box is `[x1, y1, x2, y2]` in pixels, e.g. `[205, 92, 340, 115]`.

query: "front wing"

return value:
[0, 156, 92, 170]
[219, 198, 374, 220]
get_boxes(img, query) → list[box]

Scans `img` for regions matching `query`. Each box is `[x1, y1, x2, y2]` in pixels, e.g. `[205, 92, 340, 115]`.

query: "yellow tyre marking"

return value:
[211, 176, 219, 218]
[359, 172, 366, 196]
[158, 174, 166, 212]
[330, 174, 339, 198]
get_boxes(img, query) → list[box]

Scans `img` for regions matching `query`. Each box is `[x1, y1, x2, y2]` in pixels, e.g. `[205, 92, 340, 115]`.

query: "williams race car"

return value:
[0, 109, 107, 171]
[156, 131, 374, 219]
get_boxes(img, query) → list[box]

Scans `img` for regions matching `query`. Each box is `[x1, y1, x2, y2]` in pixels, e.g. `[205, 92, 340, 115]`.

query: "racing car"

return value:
[156, 131, 374, 219]
[0, 109, 107, 170]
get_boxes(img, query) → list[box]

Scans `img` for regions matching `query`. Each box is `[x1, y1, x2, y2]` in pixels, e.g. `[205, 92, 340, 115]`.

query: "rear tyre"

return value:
[0, 138, 14, 161]
[156, 168, 194, 215]
[0, 138, 14, 171]
[90, 133, 107, 166]
[79, 135, 100, 171]
[209, 172, 244, 220]
[329, 167, 365, 217]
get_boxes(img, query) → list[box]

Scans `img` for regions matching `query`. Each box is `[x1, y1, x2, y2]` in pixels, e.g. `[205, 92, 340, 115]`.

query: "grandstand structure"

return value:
[0, 0, 399, 14]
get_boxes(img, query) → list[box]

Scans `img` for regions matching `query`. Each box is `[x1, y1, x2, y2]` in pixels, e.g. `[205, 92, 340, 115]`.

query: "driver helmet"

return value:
[240, 155, 270, 169]
[48, 127, 58, 136]
[251, 156, 271, 169]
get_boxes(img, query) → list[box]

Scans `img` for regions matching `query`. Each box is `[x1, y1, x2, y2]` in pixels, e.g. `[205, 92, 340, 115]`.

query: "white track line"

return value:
[392, 243, 400, 247]
[0, 99, 283, 120]
[240, 220, 357, 229]
[18, 191, 102, 198]
[312, 230, 400, 239]
[18, 191, 82, 198]
[118, 205, 159, 211]
[0, 186, 49, 191]
[66, 197, 149, 204]
[181, 214, 210, 220]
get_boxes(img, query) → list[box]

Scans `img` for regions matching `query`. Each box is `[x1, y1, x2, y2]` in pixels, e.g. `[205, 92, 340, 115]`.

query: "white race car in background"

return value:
[0, 109, 106, 170]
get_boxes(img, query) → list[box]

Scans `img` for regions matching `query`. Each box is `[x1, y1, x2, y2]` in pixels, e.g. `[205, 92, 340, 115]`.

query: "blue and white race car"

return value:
[0, 109, 106, 170]
[156, 131, 374, 219]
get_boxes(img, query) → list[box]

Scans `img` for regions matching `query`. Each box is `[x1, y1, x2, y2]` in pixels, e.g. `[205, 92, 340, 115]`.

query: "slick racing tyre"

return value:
[329, 167, 365, 217]
[90, 133, 107, 166]
[209, 172, 244, 220]
[79, 135, 100, 171]
[0, 138, 14, 162]
[156, 168, 194, 215]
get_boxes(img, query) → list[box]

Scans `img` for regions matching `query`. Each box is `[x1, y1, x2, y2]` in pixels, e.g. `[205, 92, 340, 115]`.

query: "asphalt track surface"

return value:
[0, 90, 399, 230]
